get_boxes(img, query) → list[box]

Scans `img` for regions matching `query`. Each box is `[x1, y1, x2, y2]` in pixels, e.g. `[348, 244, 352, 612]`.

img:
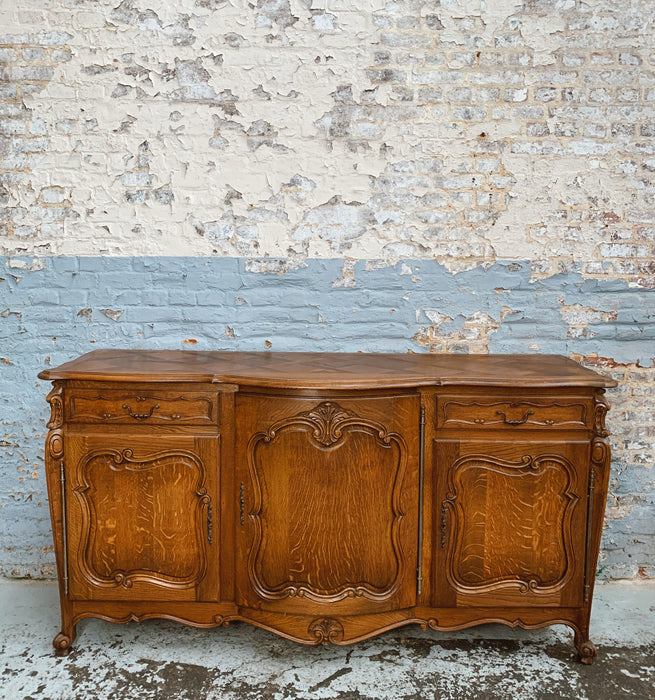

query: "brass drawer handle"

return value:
[496, 409, 534, 425]
[122, 403, 160, 420]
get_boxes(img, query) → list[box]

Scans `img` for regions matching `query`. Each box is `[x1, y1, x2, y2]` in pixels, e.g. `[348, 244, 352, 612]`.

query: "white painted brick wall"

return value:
[0, 0, 652, 282]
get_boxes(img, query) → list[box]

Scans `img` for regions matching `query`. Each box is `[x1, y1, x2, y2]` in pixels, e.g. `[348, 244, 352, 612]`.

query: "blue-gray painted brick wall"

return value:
[1, 256, 653, 579]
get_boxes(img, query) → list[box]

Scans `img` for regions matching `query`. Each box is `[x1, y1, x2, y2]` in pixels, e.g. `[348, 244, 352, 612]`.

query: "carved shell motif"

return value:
[261, 401, 394, 449]
[308, 617, 344, 645]
[287, 402, 358, 447]
[300, 402, 357, 446]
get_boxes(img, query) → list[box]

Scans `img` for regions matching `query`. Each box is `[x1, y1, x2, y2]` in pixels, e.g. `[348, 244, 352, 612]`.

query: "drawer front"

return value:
[68, 389, 219, 425]
[437, 395, 592, 430]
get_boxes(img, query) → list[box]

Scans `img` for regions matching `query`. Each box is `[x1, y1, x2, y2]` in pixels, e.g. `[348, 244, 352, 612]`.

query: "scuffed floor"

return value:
[1, 581, 653, 700]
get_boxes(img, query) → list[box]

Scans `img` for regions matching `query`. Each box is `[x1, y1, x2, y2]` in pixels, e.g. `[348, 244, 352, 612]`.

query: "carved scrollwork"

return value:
[590, 390, 611, 479]
[256, 401, 397, 450]
[44, 381, 69, 598]
[441, 399, 588, 428]
[574, 630, 598, 664]
[53, 631, 74, 656]
[578, 640, 597, 664]
[299, 402, 358, 446]
[285, 585, 369, 599]
[112, 572, 134, 588]
[45, 383, 65, 465]
[261, 401, 368, 447]
[308, 617, 344, 645]
[590, 439, 609, 467]
[69, 393, 215, 423]
[46, 430, 64, 462]
[46, 382, 64, 430]
[593, 389, 610, 438]
[584, 389, 612, 603]
[516, 579, 541, 594]
[196, 486, 211, 508]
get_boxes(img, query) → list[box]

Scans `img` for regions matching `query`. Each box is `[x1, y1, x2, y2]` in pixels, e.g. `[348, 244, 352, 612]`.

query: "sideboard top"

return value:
[38, 350, 617, 389]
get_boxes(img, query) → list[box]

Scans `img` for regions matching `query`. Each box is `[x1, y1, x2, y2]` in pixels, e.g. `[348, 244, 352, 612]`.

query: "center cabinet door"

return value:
[235, 393, 420, 615]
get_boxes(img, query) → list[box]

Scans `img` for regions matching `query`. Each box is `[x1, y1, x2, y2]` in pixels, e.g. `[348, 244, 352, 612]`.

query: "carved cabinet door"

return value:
[235, 393, 420, 615]
[434, 438, 589, 608]
[65, 434, 219, 601]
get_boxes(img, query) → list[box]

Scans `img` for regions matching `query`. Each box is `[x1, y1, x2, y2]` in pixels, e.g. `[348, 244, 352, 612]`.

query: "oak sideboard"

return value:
[39, 350, 616, 662]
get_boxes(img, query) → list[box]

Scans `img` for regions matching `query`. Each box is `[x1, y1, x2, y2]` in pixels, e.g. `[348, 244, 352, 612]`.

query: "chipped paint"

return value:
[0, 1, 652, 282]
[413, 310, 501, 353]
[0, 580, 654, 699]
[560, 304, 618, 339]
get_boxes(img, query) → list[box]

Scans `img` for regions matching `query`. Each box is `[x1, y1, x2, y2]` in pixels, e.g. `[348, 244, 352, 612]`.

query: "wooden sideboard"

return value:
[39, 351, 616, 662]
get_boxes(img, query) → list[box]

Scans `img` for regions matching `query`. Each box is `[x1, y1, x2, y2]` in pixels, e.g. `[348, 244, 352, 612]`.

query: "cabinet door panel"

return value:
[236, 394, 419, 614]
[66, 434, 219, 601]
[434, 438, 588, 608]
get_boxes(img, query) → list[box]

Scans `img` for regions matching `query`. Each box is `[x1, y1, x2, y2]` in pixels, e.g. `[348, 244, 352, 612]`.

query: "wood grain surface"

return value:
[39, 350, 617, 388]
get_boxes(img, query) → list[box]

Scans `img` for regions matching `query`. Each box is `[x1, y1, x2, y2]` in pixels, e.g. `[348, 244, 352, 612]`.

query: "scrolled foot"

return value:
[577, 639, 597, 665]
[53, 632, 74, 657]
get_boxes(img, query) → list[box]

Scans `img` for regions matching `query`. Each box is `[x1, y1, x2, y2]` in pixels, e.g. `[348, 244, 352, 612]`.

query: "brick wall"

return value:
[0, 0, 653, 579]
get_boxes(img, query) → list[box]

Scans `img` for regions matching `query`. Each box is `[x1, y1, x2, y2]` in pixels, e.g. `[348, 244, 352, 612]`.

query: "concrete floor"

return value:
[0, 581, 653, 700]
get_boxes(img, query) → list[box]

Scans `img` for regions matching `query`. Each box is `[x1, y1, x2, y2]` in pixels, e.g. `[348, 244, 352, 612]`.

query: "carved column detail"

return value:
[45, 381, 75, 653]
[589, 389, 611, 542]
[45, 382, 66, 595]
[46, 381, 64, 464]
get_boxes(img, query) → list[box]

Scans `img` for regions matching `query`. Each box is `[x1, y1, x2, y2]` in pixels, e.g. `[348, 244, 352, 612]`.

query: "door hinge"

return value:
[59, 461, 69, 596]
[417, 404, 426, 597]
[584, 466, 596, 603]
[239, 482, 245, 526]
[206, 501, 213, 545]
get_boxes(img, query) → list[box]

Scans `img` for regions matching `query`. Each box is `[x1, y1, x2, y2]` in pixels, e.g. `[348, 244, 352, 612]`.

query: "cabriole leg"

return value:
[574, 628, 597, 665]
[53, 619, 77, 657]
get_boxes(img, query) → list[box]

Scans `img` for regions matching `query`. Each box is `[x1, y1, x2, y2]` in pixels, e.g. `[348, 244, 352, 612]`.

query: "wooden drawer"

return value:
[436, 395, 592, 430]
[67, 389, 219, 426]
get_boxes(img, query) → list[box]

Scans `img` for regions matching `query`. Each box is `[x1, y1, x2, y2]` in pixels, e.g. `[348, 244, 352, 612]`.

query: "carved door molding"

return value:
[442, 453, 579, 596]
[435, 438, 588, 607]
[67, 435, 218, 601]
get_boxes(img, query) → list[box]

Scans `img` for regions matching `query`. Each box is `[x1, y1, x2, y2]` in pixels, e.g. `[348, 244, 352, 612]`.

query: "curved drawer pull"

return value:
[122, 403, 160, 420]
[496, 409, 534, 425]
